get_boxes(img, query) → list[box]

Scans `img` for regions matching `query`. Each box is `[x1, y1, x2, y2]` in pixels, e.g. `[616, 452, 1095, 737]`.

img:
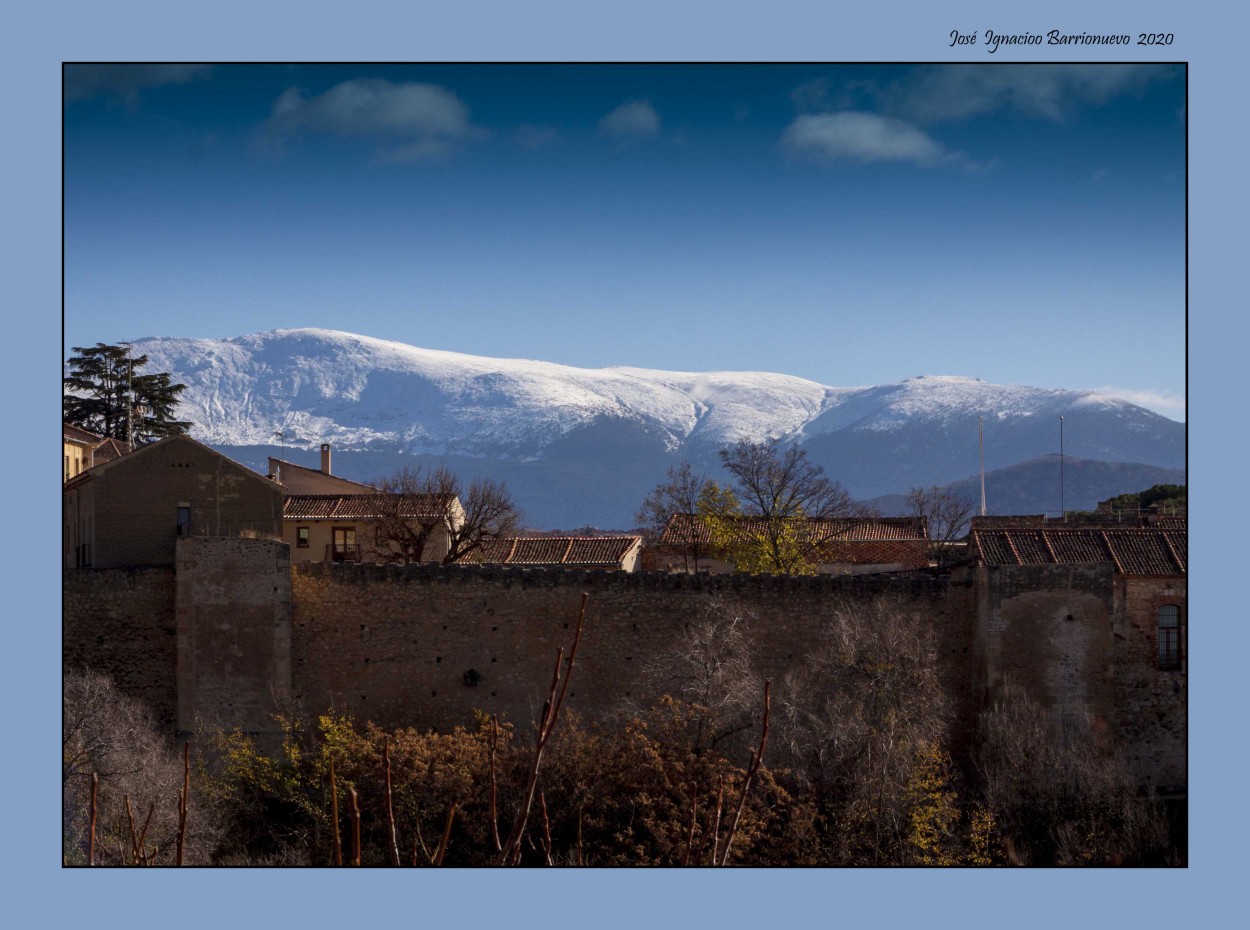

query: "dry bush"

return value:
[974, 679, 1169, 866]
[63, 668, 221, 865]
[769, 597, 955, 864]
[640, 594, 764, 755]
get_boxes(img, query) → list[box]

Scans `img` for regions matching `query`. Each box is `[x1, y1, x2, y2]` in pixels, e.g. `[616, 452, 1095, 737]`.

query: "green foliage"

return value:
[63, 342, 191, 443]
[697, 480, 820, 575]
[1103, 483, 1187, 513]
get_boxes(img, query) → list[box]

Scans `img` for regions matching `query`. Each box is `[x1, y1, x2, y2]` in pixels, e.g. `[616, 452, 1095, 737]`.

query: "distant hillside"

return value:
[868, 456, 1187, 518]
[126, 328, 1185, 527]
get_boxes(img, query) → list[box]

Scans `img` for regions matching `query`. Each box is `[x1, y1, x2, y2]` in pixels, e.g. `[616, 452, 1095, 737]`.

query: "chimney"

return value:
[320, 443, 332, 475]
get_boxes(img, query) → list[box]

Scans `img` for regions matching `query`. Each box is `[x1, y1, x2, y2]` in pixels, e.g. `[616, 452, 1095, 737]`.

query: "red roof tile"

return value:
[970, 527, 1185, 576]
[463, 536, 640, 567]
[63, 423, 102, 444]
[283, 494, 454, 520]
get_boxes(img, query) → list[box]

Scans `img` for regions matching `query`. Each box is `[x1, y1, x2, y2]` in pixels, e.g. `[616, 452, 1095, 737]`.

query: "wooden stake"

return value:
[495, 593, 588, 865]
[124, 795, 139, 866]
[88, 772, 99, 866]
[176, 741, 189, 866]
[348, 787, 361, 866]
[539, 791, 554, 866]
[682, 784, 699, 866]
[434, 803, 457, 866]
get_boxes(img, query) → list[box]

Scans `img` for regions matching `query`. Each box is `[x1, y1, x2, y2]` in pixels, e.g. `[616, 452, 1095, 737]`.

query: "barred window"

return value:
[297, 526, 310, 548]
[1157, 605, 1181, 671]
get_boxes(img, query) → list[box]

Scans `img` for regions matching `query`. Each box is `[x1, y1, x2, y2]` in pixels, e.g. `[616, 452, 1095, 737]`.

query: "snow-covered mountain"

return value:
[132, 329, 1185, 528]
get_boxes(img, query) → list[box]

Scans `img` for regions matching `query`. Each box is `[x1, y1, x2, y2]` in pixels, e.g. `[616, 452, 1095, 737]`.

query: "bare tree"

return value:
[63, 668, 221, 865]
[975, 679, 1169, 866]
[635, 460, 713, 571]
[708, 439, 875, 574]
[770, 598, 949, 863]
[369, 464, 459, 563]
[642, 595, 764, 753]
[443, 476, 521, 565]
[905, 485, 973, 566]
[369, 464, 520, 565]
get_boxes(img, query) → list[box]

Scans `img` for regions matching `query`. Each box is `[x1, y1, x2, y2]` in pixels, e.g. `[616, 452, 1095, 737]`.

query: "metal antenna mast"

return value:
[123, 341, 133, 447]
[1059, 415, 1065, 521]
[978, 416, 986, 517]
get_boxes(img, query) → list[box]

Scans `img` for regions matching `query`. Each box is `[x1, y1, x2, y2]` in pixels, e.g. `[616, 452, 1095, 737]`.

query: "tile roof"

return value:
[970, 527, 1186, 576]
[969, 515, 1048, 530]
[63, 423, 103, 444]
[283, 494, 455, 520]
[463, 536, 641, 566]
[90, 437, 132, 465]
[658, 513, 928, 546]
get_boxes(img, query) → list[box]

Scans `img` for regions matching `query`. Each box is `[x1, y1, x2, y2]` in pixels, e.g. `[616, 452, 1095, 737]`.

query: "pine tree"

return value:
[63, 343, 191, 443]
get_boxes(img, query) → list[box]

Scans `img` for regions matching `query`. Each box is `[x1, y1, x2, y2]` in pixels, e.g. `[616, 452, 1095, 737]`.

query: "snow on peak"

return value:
[131, 330, 1171, 455]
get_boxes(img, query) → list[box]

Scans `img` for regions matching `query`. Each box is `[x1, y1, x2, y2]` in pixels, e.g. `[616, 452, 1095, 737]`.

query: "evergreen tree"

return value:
[63, 343, 191, 443]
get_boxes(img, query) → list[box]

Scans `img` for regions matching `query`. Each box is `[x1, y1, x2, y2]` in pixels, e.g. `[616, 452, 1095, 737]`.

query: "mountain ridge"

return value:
[125, 328, 1186, 527]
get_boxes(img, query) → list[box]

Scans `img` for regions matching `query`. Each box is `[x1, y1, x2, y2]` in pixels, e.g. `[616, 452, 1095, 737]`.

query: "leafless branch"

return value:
[488, 715, 502, 854]
[717, 680, 770, 866]
[383, 737, 400, 866]
[495, 593, 589, 865]
[329, 756, 342, 867]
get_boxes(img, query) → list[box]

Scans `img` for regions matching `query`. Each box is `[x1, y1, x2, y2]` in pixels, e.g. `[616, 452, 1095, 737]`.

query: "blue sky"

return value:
[64, 63, 1185, 418]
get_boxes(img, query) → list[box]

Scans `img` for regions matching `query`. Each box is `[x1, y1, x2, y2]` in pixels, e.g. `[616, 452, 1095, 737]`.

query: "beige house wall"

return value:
[269, 456, 375, 494]
[284, 518, 454, 564]
[63, 438, 92, 483]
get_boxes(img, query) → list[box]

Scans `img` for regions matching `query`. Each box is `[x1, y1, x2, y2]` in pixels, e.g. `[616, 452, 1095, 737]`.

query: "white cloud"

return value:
[879, 65, 1174, 124]
[64, 64, 210, 105]
[781, 112, 973, 167]
[599, 100, 660, 142]
[1088, 386, 1186, 419]
[265, 79, 486, 159]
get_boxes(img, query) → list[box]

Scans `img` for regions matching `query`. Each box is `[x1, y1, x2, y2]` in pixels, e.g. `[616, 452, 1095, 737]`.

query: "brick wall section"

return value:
[175, 538, 292, 740]
[63, 567, 178, 727]
[1115, 578, 1186, 793]
[289, 564, 978, 747]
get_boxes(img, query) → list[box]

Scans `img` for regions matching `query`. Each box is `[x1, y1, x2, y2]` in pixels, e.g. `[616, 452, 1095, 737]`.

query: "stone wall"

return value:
[174, 537, 292, 740]
[975, 563, 1187, 793]
[289, 563, 978, 740]
[1115, 577, 1186, 793]
[63, 566, 178, 727]
[64, 553, 1182, 793]
[976, 562, 1117, 720]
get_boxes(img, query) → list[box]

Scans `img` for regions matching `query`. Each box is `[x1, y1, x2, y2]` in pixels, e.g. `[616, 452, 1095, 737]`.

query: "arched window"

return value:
[1157, 605, 1181, 671]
